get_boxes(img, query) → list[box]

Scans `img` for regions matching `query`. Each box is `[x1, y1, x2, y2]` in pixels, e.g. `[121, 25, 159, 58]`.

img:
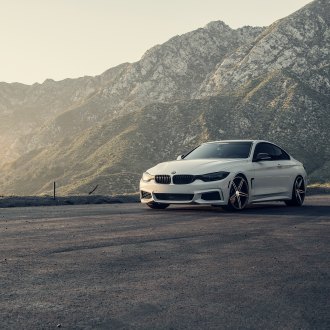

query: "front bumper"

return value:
[140, 177, 231, 205]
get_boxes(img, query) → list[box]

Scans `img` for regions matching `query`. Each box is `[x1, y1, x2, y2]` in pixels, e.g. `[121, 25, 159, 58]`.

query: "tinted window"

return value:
[272, 145, 290, 160]
[184, 142, 252, 160]
[253, 143, 290, 161]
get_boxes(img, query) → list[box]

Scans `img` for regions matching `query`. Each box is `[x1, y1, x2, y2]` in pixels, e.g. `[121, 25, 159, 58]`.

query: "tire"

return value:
[223, 175, 249, 211]
[147, 202, 169, 209]
[285, 176, 305, 206]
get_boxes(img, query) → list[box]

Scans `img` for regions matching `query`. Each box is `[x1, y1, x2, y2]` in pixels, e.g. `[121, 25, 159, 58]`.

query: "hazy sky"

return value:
[1, 0, 312, 85]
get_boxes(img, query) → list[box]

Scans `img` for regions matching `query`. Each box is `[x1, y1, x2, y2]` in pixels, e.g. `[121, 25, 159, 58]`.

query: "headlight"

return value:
[198, 171, 230, 182]
[142, 172, 155, 182]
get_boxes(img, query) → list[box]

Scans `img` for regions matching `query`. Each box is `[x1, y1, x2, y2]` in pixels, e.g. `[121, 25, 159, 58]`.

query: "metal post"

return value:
[53, 181, 56, 200]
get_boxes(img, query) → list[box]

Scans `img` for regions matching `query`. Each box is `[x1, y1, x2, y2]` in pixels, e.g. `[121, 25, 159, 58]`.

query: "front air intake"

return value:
[141, 191, 152, 199]
[201, 191, 221, 201]
[154, 193, 194, 201]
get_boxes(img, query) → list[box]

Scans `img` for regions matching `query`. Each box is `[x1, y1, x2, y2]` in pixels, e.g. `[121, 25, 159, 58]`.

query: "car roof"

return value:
[204, 140, 267, 144]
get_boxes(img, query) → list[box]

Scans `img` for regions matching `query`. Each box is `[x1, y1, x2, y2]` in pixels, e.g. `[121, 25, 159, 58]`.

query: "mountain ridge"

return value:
[0, 21, 263, 162]
[198, 0, 329, 97]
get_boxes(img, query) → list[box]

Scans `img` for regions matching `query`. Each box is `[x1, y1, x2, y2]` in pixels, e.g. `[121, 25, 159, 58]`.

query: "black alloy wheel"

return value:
[223, 175, 249, 211]
[285, 176, 305, 206]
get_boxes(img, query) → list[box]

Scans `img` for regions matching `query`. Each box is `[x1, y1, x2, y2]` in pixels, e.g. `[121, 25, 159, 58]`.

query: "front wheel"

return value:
[223, 175, 249, 211]
[285, 176, 305, 206]
[147, 202, 169, 209]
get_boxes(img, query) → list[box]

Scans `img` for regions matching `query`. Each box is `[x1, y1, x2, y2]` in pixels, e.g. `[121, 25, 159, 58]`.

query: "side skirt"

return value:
[250, 192, 291, 203]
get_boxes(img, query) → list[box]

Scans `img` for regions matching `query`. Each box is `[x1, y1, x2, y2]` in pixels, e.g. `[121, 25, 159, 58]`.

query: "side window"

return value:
[281, 149, 290, 160]
[253, 143, 274, 160]
[272, 145, 290, 160]
[271, 145, 282, 160]
[253, 143, 290, 161]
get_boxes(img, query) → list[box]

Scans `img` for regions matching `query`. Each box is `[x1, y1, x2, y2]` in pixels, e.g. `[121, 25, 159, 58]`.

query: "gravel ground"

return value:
[0, 194, 140, 208]
[0, 195, 329, 329]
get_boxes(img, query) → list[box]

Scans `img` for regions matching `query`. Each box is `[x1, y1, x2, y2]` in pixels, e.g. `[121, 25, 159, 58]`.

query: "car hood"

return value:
[147, 158, 248, 175]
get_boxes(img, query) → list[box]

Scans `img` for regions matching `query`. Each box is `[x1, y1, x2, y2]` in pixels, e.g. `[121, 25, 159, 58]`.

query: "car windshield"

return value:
[184, 142, 252, 160]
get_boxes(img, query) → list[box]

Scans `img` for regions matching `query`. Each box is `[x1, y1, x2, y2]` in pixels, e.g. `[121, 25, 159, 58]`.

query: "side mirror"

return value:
[255, 153, 272, 161]
[176, 155, 184, 160]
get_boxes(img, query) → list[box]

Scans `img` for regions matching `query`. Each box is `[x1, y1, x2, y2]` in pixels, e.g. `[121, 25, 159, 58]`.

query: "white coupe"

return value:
[140, 140, 307, 211]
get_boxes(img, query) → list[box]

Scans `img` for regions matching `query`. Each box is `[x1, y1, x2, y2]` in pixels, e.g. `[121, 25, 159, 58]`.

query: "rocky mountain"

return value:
[14, 23, 263, 155]
[198, 0, 330, 96]
[0, 63, 129, 163]
[0, 0, 329, 196]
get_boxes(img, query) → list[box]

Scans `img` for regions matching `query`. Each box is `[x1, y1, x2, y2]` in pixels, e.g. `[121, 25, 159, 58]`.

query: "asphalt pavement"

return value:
[0, 195, 329, 329]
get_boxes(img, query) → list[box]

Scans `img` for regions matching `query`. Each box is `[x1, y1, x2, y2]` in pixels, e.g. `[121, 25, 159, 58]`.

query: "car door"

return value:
[269, 144, 295, 195]
[251, 142, 288, 198]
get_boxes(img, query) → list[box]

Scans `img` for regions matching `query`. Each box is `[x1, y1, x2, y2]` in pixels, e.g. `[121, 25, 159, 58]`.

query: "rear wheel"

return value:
[223, 175, 249, 211]
[285, 176, 305, 206]
[147, 202, 169, 209]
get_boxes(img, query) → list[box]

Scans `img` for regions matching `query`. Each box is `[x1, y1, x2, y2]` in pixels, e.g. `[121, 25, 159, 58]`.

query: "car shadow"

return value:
[243, 203, 330, 216]
[162, 202, 330, 217]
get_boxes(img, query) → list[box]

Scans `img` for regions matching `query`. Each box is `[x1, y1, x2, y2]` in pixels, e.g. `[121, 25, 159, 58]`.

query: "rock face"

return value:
[0, 63, 129, 162]
[0, 0, 329, 195]
[198, 0, 330, 97]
